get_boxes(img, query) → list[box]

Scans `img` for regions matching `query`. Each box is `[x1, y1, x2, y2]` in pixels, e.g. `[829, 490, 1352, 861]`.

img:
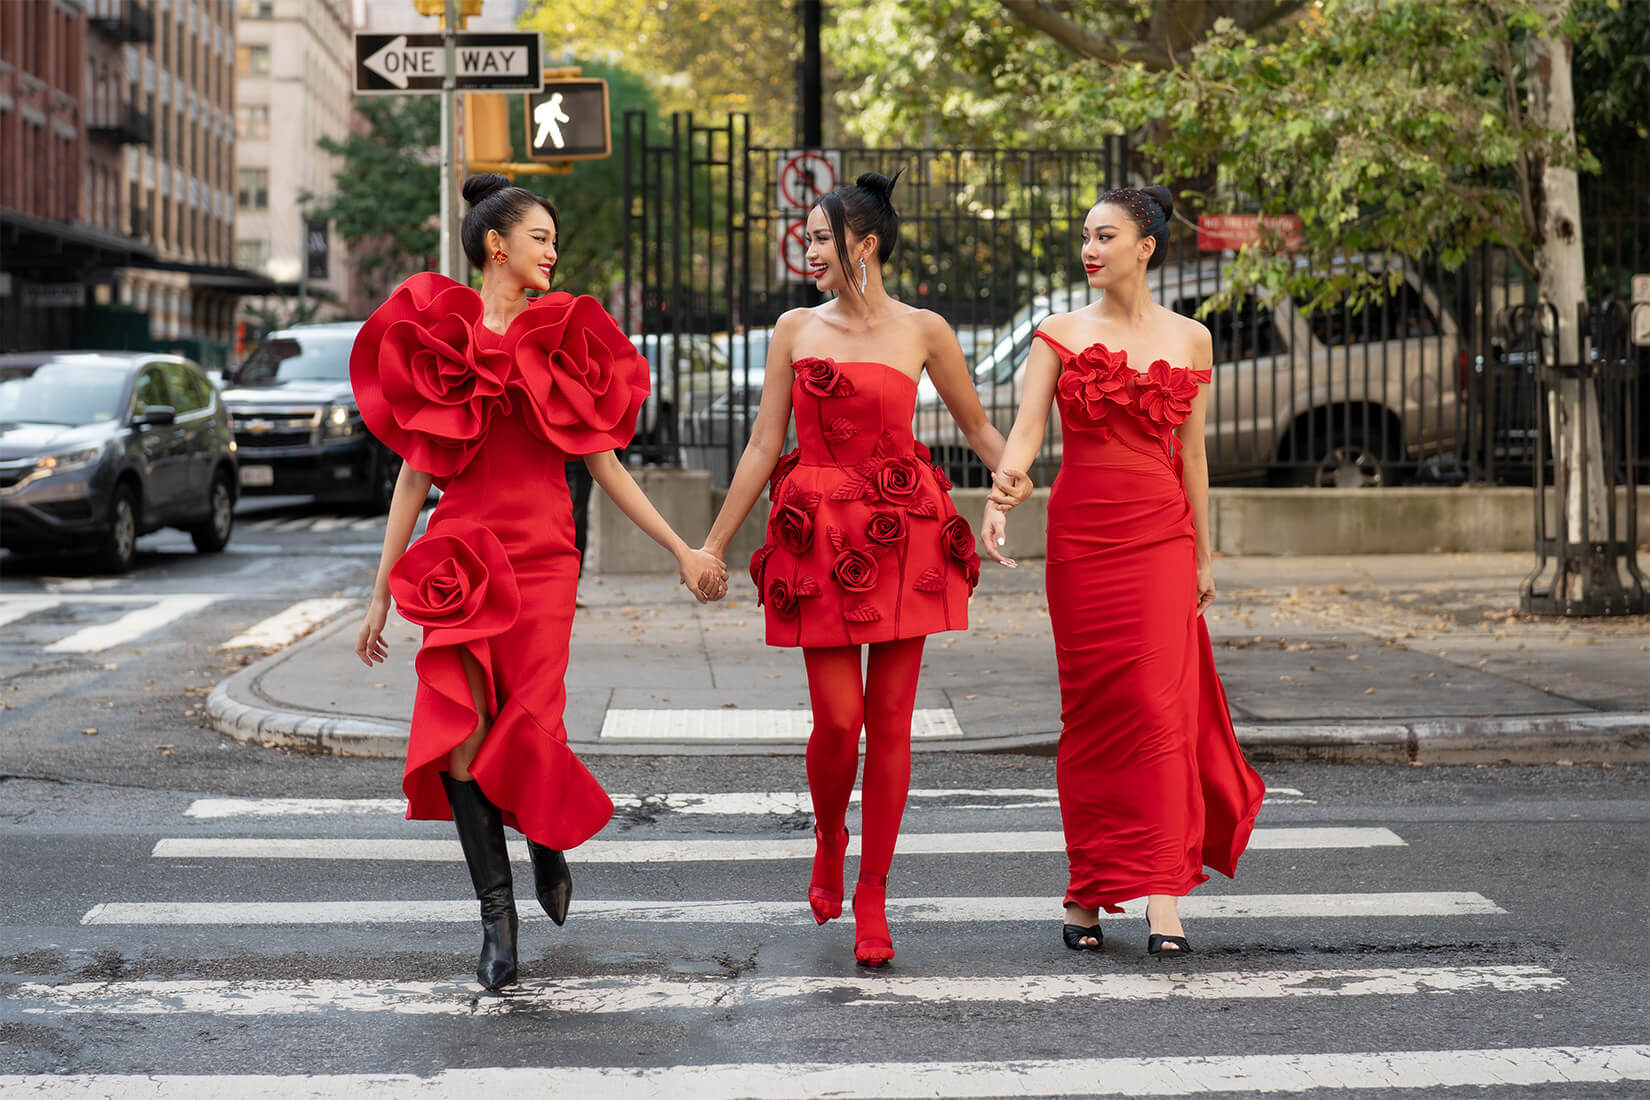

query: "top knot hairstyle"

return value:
[816, 168, 904, 296]
[1097, 185, 1174, 270]
[460, 172, 559, 272]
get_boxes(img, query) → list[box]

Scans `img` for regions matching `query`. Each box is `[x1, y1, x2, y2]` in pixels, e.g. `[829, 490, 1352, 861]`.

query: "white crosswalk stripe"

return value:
[43, 595, 219, 653]
[25, 781, 1641, 1093]
[219, 598, 355, 650]
[5, 1047, 1648, 1097]
[0, 593, 352, 655]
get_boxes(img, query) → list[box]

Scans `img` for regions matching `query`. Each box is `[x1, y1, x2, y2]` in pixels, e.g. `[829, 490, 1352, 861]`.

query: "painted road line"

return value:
[183, 786, 1310, 818]
[349, 517, 382, 531]
[4, 1046, 1646, 1097]
[307, 517, 356, 533]
[150, 828, 1403, 864]
[11, 966, 1565, 1018]
[43, 595, 220, 653]
[80, 891, 1504, 926]
[274, 517, 316, 532]
[599, 708, 965, 741]
[220, 598, 355, 650]
[0, 597, 62, 630]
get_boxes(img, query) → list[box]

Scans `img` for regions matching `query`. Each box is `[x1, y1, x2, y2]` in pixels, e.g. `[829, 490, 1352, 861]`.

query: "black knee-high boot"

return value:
[440, 773, 518, 990]
[526, 840, 572, 926]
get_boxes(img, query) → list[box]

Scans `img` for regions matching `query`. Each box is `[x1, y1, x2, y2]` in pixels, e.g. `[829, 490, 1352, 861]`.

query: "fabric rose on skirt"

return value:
[350, 272, 511, 479]
[389, 518, 520, 647]
[508, 293, 650, 455]
[831, 548, 880, 594]
[939, 514, 981, 590]
[866, 510, 907, 549]
[771, 495, 816, 555]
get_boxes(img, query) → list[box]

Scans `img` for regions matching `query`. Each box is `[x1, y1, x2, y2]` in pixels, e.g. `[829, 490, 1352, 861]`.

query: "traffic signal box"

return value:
[463, 73, 610, 176]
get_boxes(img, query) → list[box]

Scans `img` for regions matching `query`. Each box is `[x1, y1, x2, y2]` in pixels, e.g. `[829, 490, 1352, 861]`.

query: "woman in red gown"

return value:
[702, 172, 1006, 966]
[351, 174, 727, 990]
[983, 186, 1265, 957]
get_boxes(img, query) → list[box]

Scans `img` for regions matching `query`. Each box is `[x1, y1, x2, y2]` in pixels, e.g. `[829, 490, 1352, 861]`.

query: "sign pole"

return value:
[438, 0, 460, 278]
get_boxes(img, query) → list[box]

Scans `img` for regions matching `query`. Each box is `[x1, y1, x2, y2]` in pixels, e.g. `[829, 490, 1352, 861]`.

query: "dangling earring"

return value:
[493, 250, 508, 264]
[858, 257, 868, 295]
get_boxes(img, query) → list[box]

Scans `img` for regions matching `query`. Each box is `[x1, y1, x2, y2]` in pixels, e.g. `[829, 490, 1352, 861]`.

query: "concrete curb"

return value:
[208, 625, 1650, 763]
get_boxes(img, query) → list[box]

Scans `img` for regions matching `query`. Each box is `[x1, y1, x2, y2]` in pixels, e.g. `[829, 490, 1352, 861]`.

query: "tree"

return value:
[521, 0, 803, 146]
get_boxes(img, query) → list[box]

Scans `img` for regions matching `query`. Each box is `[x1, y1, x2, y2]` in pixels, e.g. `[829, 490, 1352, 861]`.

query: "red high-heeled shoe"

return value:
[853, 873, 894, 967]
[808, 825, 849, 925]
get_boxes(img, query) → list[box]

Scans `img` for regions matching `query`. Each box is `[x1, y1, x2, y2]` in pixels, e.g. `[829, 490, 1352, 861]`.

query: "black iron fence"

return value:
[621, 113, 1649, 490]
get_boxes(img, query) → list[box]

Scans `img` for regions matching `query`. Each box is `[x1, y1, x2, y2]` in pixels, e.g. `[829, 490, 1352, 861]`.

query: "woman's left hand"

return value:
[680, 547, 729, 603]
[1196, 560, 1216, 616]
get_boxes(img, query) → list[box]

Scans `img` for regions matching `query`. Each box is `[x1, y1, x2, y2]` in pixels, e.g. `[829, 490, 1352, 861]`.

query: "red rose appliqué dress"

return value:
[1036, 330, 1266, 912]
[350, 272, 649, 850]
[750, 359, 979, 647]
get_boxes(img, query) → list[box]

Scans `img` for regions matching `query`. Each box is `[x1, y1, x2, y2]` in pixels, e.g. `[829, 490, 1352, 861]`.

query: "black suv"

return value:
[220, 322, 400, 513]
[0, 351, 237, 572]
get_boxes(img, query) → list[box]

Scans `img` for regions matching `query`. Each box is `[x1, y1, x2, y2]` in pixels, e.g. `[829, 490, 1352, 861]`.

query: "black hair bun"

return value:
[856, 168, 904, 205]
[1142, 184, 1173, 220]
[462, 172, 512, 207]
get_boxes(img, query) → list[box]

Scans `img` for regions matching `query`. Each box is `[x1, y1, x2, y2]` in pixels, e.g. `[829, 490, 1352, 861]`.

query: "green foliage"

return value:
[303, 96, 441, 300]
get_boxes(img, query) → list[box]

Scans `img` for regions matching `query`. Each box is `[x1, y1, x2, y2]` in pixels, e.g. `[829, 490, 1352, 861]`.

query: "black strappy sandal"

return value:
[1147, 932, 1193, 958]
[1062, 923, 1104, 951]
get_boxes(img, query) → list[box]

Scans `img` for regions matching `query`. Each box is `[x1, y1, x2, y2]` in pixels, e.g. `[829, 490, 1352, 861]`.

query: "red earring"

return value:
[492, 250, 507, 264]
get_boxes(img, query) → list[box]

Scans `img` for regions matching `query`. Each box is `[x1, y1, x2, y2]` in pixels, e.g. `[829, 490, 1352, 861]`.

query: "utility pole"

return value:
[798, 0, 821, 147]
[439, 0, 460, 278]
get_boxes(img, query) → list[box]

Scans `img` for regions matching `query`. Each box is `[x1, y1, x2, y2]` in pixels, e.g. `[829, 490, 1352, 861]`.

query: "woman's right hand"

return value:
[356, 596, 390, 666]
[981, 503, 1016, 568]
[679, 547, 729, 603]
[988, 467, 1033, 512]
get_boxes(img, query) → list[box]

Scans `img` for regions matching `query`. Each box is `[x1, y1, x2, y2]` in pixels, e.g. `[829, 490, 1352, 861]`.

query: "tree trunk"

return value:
[1526, 3, 1608, 601]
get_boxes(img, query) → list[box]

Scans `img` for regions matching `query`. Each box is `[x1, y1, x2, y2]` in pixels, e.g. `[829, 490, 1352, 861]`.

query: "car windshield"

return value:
[234, 333, 354, 385]
[0, 362, 128, 425]
[972, 312, 1048, 387]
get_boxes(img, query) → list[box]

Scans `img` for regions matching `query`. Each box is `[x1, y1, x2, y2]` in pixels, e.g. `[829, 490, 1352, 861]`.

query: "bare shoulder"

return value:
[1161, 305, 1212, 360]
[1035, 306, 1085, 343]
[912, 308, 957, 340]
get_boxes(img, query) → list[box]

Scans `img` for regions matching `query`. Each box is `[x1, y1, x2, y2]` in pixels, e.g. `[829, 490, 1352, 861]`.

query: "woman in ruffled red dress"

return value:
[701, 172, 1006, 967]
[983, 186, 1265, 957]
[351, 173, 727, 990]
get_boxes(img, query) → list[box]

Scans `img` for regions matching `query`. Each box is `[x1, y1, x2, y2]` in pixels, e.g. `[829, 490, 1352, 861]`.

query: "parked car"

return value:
[916, 259, 1463, 488]
[680, 329, 776, 484]
[220, 322, 402, 513]
[0, 351, 237, 572]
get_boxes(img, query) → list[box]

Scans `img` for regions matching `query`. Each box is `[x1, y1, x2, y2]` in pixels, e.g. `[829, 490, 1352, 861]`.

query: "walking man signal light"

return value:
[524, 79, 611, 161]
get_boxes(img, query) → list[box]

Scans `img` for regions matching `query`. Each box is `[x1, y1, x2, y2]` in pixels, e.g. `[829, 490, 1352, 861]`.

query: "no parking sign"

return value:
[776, 150, 840, 283]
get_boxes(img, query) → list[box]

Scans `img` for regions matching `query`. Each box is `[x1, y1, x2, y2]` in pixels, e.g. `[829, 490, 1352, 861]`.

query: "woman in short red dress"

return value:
[352, 174, 727, 990]
[983, 186, 1265, 957]
[702, 172, 1006, 966]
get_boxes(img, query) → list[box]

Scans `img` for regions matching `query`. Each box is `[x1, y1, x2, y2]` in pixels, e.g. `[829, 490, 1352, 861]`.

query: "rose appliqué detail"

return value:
[866, 510, 907, 548]
[388, 518, 520, 645]
[830, 548, 880, 593]
[1138, 360, 1202, 425]
[507, 293, 650, 455]
[939, 514, 981, 590]
[794, 357, 856, 398]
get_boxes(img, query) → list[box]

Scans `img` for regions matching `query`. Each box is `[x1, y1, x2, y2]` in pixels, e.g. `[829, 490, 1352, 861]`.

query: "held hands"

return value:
[680, 546, 729, 603]
[987, 467, 1033, 512]
[1196, 559, 1217, 617]
[355, 596, 390, 666]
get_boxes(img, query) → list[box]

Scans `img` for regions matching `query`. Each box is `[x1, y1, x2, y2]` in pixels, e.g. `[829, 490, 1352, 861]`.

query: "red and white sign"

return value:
[776, 150, 840, 283]
[1197, 213, 1303, 252]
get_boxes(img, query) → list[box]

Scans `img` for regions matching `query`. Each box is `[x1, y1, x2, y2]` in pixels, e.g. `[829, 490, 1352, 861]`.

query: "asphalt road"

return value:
[2, 501, 1647, 1096]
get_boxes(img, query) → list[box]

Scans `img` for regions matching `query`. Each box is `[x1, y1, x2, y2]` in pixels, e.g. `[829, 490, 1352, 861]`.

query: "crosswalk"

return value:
[0, 593, 356, 655]
[8, 782, 1643, 1095]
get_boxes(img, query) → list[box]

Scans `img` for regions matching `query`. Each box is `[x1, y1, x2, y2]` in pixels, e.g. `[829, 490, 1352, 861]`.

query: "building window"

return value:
[236, 239, 270, 271]
[237, 44, 270, 76]
[236, 103, 269, 140]
[237, 167, 268, 211]
[238, 0, 275, 16]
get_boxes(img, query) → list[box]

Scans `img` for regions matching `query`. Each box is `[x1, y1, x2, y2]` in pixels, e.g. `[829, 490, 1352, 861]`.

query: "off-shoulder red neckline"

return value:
[1033, 330, 1205, 377]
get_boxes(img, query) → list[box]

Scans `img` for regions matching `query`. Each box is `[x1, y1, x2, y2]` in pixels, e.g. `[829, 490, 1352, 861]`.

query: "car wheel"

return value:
[360, 447, 400, 515]
[1311, 427, 1389, 489]
[191, 470, 235, 553]
[97, 485, 139, 573]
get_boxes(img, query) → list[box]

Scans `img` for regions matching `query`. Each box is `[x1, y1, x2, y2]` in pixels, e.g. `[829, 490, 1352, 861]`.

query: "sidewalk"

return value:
[207, 553, 1650, 764]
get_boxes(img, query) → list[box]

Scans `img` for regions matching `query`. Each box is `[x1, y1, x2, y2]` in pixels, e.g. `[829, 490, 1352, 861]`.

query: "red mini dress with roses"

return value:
[750, 358, 979, 648]
[350, 272, 649, 850]
[1032, 329, 1264, 916]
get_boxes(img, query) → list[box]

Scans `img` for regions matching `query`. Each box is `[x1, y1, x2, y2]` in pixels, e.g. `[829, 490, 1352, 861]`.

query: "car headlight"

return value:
[34, 446, 103, 476]
[323, 404, 363, 439]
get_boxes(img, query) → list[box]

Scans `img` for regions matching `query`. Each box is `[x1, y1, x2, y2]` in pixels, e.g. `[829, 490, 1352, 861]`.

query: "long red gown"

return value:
[749, 358, 979, 645]
[350, 273, 649, 850]
[1036, 331, 1265, 913]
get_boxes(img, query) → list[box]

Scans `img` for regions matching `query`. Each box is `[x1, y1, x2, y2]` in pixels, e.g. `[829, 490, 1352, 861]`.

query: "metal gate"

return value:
[620, 112, 1646, 490]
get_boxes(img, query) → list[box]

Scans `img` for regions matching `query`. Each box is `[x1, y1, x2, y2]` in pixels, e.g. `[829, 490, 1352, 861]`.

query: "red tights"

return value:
[802, 637, 925, 964]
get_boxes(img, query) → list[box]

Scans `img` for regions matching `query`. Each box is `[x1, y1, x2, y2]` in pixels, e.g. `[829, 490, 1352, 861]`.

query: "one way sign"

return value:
[354, 32, 543, 94]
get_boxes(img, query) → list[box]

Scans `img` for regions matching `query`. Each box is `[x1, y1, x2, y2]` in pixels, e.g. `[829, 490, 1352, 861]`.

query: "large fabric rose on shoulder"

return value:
[939, 514, 981, 589]
[1056, 343, 1135, 429]
[794, 357, 855, 398]
[389, 518, 520, 647]
[508, 293, 650, 455]
[1138, 359, 1203, 425]
[350, 273, 511, 479]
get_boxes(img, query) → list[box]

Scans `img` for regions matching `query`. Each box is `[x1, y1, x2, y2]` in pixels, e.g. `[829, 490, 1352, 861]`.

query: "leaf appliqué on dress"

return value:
[912, 567, 947, 593]
[843, 601, 882, 623]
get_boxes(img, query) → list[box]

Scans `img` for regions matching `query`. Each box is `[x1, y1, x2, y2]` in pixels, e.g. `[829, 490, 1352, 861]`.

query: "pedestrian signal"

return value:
[524, 79, 610, 161]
